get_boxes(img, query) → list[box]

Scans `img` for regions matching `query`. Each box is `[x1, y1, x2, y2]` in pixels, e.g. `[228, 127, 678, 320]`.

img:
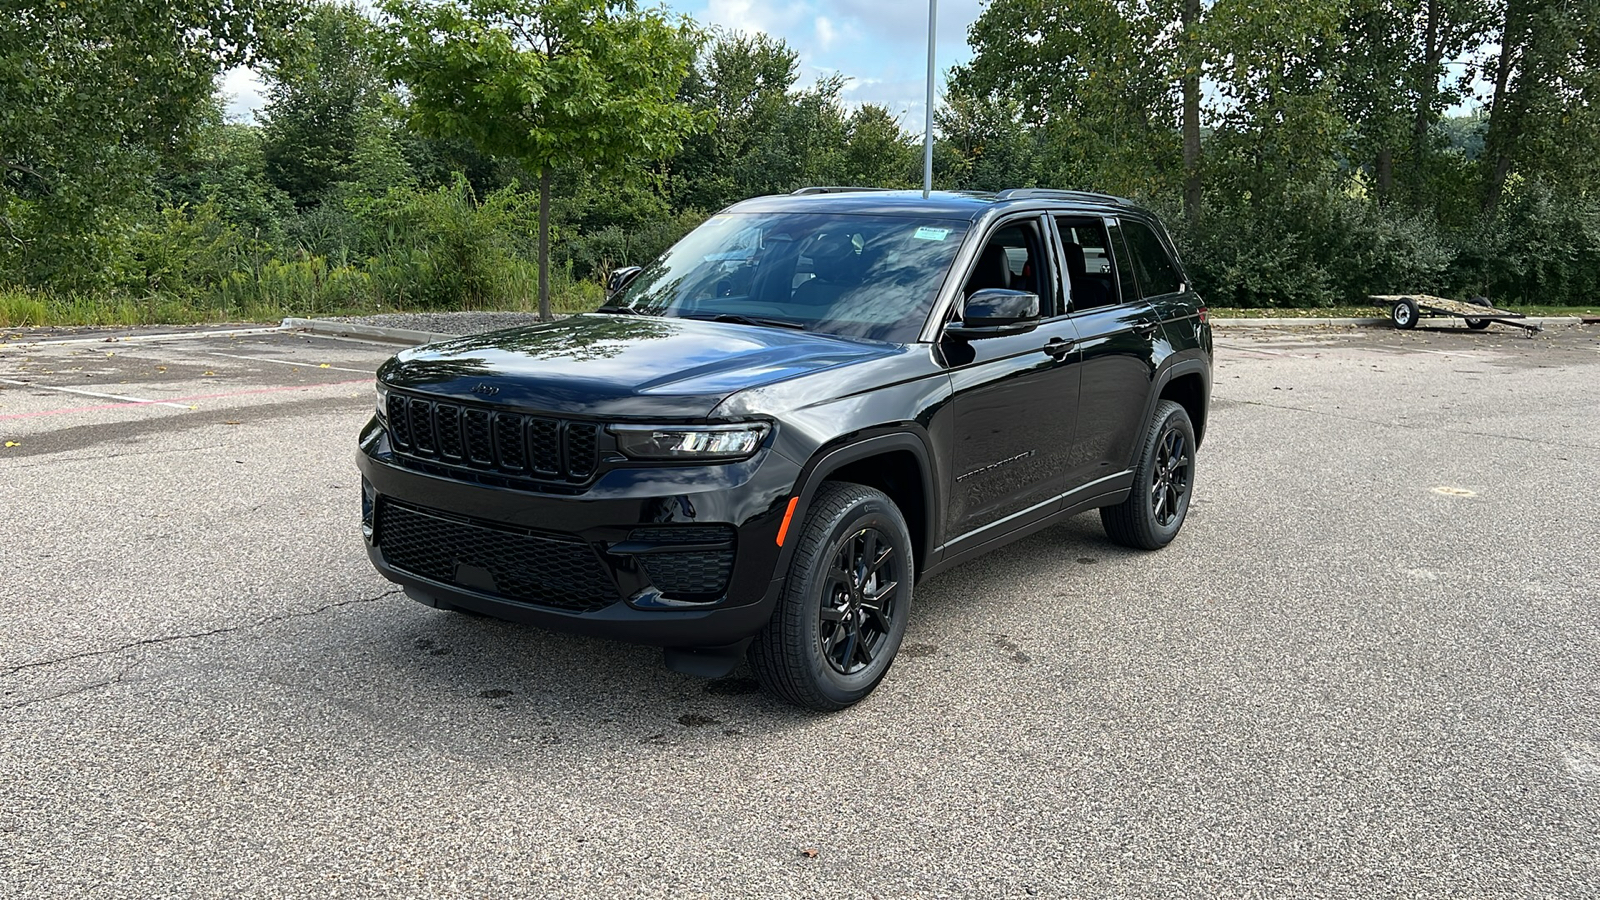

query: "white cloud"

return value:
[219, 66, 267, 123]
[815, 16, 837, 50]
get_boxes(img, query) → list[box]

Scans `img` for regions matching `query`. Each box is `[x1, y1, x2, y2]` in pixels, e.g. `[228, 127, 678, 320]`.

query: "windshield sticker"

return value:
[913, 226, 951, 241]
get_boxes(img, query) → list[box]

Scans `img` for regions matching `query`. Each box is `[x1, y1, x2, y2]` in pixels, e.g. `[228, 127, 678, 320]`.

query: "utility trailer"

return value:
[1371, 294, 1541, 335]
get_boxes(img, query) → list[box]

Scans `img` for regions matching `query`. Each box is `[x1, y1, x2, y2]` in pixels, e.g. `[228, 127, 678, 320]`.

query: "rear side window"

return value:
[1122, 220, 1182, 297]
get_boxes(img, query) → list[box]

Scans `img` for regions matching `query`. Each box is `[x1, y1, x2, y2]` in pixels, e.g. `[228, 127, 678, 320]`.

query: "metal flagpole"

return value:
[922, 0, 936, 198]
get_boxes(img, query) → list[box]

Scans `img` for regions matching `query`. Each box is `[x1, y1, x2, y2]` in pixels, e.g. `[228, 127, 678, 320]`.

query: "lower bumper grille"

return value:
[377, 501, 619, 612]
[630, 526, 736, 599]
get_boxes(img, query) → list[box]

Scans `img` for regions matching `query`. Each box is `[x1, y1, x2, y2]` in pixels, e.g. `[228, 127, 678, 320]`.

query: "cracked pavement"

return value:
[2, 322, 1599, 898]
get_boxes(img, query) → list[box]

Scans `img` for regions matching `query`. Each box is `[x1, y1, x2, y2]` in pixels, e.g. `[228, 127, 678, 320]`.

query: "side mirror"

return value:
[606, 266, 644, 299]
[945, 289, 1041, 339]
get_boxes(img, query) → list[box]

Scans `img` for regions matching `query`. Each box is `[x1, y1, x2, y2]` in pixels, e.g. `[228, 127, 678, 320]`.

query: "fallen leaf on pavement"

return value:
[800, 848, 819, 859]
[4, 441, 19, 448]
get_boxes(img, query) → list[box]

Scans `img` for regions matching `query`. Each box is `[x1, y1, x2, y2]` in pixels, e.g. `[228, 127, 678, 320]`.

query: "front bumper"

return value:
[356, 417, 800, 648]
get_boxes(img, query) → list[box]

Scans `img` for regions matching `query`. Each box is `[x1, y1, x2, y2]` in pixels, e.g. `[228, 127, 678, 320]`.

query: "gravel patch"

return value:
[322, 310, 564, 336]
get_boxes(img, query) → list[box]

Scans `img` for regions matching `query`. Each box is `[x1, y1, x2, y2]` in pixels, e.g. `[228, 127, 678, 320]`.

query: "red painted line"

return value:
[0, 378, 370, 421]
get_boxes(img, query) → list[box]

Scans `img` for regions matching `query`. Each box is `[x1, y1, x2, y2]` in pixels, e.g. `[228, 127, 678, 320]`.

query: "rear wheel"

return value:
[1465, 296, 1492, 329]
[1101, 400, 1196, 550]
[749, 483, 912, 711]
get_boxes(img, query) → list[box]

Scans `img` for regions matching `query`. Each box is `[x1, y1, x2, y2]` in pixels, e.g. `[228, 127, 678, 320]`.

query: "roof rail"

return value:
[790, 186, 897, 195]
[994, 188, 1130, 205]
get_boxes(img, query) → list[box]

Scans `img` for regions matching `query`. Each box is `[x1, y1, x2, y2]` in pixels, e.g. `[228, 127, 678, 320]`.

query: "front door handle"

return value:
[1043, 337, 1076, 359]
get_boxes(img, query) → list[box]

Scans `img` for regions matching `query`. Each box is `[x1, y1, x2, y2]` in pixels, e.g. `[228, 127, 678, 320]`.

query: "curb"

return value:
[281, 317, 455, 345]
[1212, 315, 1587, 328]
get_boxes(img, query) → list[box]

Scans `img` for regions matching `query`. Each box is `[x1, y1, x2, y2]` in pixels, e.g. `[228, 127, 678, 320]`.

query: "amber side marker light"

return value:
[775, 497, 800, 546]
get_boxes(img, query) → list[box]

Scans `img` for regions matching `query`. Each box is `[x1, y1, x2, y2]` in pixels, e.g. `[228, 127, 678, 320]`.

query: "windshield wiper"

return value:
[592, 305, 632, 314]
[682, 313, 807, 331]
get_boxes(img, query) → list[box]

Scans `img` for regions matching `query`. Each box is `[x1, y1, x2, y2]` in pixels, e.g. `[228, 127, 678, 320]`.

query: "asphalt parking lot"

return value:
[2, 320, 1598, 898]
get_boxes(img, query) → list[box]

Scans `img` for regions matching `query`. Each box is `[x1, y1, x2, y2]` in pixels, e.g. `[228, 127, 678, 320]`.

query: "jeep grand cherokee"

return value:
[357, 187, 1212, 710]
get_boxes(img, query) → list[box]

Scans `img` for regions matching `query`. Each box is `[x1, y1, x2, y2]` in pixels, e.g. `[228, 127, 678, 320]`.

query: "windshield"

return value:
[611, 212, 971, 343]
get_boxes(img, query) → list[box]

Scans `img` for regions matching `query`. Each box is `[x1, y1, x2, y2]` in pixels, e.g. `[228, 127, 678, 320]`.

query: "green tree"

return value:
[260, 3, 390, 208]
[670, 32, 872, 209]
[382, 0, 701, 320]
[1480, 0, 1600, 213]
[951, 0, 1186, 199]
[0, 0, 287, 288]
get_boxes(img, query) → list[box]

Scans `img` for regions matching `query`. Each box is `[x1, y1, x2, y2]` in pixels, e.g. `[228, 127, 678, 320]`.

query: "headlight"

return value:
[609, 423, 770, 461]
[374, 382, 387, 419]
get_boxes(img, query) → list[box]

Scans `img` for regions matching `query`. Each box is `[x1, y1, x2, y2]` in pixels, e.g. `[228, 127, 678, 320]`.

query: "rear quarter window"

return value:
[1123, 220, 1182, 297]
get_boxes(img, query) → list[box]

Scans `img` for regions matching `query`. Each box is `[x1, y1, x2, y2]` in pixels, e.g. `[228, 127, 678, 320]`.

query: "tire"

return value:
[1466, 296, 1491, 330]
[1101, 400, 1196, 550]
[1392, 298, 1419, 329]
[749, 482, 913, 711]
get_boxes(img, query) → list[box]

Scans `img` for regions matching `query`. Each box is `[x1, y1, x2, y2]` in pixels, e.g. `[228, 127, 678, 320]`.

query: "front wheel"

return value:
[749, 483, 913, 711]
[1392, 298, 1419, 329]
[1101, 400, 1196, 550]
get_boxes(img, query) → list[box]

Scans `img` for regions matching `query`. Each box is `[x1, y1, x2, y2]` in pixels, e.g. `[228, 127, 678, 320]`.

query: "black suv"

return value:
[358, 188, 1212, 709]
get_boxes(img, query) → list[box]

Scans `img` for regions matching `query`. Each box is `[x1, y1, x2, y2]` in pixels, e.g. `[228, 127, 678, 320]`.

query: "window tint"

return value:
[1106, 222, 1140, 306]
[1053, 216, 1117, 312]
[1122, 220, 1182, 297]
[962, 220, 1057, 315]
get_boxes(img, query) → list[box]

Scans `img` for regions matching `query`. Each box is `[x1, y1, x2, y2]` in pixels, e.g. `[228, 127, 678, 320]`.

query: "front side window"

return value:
[613, 213, 972, 343]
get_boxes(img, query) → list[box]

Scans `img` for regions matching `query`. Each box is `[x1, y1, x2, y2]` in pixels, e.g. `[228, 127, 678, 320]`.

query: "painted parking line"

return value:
[0, 326, 288, 348]
[191, 350, 376, 375]
[0, 377, 192, 409]
[0, 378, 371, 421]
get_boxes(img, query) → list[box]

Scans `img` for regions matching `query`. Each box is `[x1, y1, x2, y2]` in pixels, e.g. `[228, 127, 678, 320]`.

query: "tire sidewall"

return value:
[787, 495, 913, 705]
[1137, 405, 1196, 544]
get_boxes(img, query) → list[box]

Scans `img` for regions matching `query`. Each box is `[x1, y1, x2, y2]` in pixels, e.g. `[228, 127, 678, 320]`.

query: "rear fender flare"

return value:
[1133, 356, 1211, 456]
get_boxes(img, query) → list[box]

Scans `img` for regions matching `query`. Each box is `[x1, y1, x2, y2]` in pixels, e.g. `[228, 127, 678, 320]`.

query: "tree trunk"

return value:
[1482, 0, 1528, 215]
[538, 167, 551, 322]
[1409, 0, 1442, 168]
[1181, 0, 1202, 225]
[1376, 147, 1394, 202]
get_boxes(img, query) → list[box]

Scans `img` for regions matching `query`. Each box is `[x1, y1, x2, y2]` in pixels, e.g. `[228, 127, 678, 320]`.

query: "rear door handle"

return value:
[1133, 321, 1159, 336]
[1043, 337, 1076, 359]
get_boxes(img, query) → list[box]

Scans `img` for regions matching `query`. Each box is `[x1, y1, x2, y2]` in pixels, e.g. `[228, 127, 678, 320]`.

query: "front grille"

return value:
[384, 390, 599, 483]
[377, 501, 619, 612]
[630, 526, 736, 599]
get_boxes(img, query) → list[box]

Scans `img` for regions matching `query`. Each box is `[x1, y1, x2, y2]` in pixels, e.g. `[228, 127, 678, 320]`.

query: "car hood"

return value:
[377, 313, 901, 418]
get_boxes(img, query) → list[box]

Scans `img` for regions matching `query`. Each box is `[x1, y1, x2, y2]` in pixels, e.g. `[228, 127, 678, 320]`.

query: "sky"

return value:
[220, 0, 981, 134]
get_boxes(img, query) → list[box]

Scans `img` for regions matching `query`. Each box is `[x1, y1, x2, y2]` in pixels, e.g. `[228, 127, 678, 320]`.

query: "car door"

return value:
[1054, 214, 1162, 490]
[940, 214, 1082, 549]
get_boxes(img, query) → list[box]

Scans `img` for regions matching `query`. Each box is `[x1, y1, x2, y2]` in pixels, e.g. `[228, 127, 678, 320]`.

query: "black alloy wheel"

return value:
[749, 482, 913, 710]
[819, 527, 902, 676]
[1101, 400, 1197, 550]
[1150, 426, 1192, 528]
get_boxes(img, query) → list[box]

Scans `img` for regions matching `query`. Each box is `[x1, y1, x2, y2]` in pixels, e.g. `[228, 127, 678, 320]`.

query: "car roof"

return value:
[725, 188, 1146, 222]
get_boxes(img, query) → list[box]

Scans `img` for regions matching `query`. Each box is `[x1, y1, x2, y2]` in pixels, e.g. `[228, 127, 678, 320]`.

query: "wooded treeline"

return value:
[1, 0, 1596, 325]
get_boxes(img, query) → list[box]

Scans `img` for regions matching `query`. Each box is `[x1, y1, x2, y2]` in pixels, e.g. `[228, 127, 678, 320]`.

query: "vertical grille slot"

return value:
[493, 412, 527, 472]
[464, 409, 494, 465]
[527, 417, 561, 475]
[387, 394, 412, 449]
[435, 403, 464, 460]
[408, 398, 436, 454]
[567, 423, 599, 479]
